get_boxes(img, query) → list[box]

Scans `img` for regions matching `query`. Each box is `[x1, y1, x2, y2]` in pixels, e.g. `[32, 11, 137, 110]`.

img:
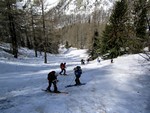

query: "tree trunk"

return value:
[7, 0, 18, 58]
[31, 6, 38, 57]
[41, 0, 47, 63]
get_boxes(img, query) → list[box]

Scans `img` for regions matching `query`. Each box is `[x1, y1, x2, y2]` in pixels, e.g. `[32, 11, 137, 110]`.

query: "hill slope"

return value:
[0, 44, 150, 113]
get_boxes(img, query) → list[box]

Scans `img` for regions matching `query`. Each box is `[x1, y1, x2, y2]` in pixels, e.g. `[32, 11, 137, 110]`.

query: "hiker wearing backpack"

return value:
[46, 71, 59, 93]
[59, 62, 67, 75]
[81, 59, 85, 65]
[74, 66, 82, 85]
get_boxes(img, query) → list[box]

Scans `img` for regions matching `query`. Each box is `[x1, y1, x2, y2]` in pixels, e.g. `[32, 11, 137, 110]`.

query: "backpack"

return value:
[47, 71, 56, 81]
[74, 66, 82, 77]
[60, 63, 66, 69]
[60, 63, 63, 68]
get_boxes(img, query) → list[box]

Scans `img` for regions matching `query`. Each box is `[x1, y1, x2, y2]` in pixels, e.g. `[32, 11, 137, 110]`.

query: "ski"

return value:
[65, 83, 86, 88]
[42, 89, 68, 94]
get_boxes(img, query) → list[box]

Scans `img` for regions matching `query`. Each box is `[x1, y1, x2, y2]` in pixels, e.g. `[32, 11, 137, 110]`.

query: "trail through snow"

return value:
[0, 46, 150, 113]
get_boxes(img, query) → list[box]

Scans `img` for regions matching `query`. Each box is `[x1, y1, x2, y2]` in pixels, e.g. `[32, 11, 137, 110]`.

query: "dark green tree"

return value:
[0, 0, 8, 42]
[100, 0, 128, 60]
[6, 0, 19, 58]
[133, 0, 148, 52]
[89, 30, 100, 60]
[0, 0, 25, 58]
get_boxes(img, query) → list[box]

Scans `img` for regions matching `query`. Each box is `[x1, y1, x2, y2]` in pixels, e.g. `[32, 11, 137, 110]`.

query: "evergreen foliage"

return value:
[100, 0, 128, 59]
[0, 0, 25, 58]
[133, 0, 148, 51]
[89, 31, 100, 60]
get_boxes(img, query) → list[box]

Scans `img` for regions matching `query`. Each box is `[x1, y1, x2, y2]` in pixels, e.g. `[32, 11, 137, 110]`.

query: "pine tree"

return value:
[0, 0, 7, 41]
[100, 24, 113, 58]
[133, 0, 148, 51]
[100, 0, 128, 60]
[5, 0, 19, 58]
[89, 30, 100, 60]
[0, 0, 25, 58]
[147, 0, 150, 51]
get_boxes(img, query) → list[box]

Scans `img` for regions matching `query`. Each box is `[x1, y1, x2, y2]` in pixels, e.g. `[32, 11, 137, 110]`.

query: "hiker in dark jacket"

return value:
[81, 59, 85, 65]
[74, 66, 82, 85]
[59, 62, 67, 75]
[46, 71, 59, 93]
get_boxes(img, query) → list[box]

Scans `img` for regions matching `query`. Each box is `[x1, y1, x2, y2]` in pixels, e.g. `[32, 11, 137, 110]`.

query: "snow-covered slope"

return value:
[43, 0, 114, 15]
[0, 43, 150, 113]
[17, 0, 114, 18]
[62, 0, 114, 15]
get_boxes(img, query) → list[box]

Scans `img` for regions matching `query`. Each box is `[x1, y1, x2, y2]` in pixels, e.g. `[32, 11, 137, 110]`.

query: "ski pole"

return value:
[68, 76, 75, 86]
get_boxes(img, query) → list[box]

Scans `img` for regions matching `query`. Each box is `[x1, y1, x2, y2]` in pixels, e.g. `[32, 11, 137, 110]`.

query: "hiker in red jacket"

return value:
[59, 62, 67, 75]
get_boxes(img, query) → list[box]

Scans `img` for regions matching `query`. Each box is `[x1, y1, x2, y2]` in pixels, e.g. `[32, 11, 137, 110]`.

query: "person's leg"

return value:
[63, 69, 66, 75]
[76, 77, 81, 85]
[46, 81, 52, 91]
[59, 69, 63, 75]
[53, 82, 58, 92]
[75, 77, 80, 85]
[75, 77, 78, 85]
[78, 77, 81, 84]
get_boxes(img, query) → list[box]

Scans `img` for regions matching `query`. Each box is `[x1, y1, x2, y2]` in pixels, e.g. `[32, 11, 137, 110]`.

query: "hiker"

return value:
[74, 66, 82, 85]
[81, 59, 85, 65]
[59, 62, 67, 75]
[46, 71, 59, 93]
[111, 59, 113, 63]
[86, 58, 90, 64]
[97, 57, 100, 63]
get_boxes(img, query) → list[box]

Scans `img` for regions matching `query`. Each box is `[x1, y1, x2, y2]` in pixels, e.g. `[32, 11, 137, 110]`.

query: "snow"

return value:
[44, 0, 60, 10]
[0, 44, 150, 113]
[65, 0, 114, 15]
[16, 0, 60, 10]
